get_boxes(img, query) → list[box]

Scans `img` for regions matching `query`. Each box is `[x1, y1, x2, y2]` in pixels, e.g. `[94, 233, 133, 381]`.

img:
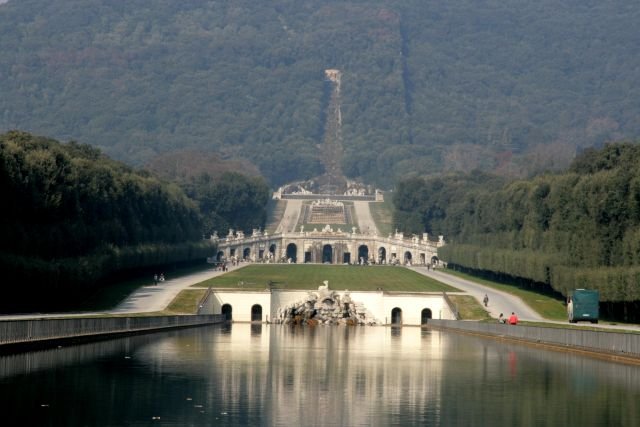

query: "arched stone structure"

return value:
[378, 247, 386, 263]
[391, 307, 403, 325]
[322, 244, 333, 263]
[421, 308, 432, 324]
[212, 226, 444, 268]
[358, 245, 369, 264]
[251, 304, 262, 322]
[286, 243, 297, 262]
[221, 304, 233, 321]
[216, 251, 224, 261]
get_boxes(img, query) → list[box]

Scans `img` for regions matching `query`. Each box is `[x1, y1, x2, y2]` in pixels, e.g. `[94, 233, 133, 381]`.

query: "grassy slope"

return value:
[164, 289, 207, 314]
[449, 295, 492, 321]
[194, 264, 458, 292]
[369, 197, 394, 236]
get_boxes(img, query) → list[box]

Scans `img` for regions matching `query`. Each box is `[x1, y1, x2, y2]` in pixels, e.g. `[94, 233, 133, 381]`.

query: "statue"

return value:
[318, 280, 331, 299]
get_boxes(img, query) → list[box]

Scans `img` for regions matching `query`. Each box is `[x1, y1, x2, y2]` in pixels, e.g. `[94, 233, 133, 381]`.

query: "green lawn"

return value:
[194, 264, 459, 292]
[368, 197, 394, 237]
[442, 269, 568, 320]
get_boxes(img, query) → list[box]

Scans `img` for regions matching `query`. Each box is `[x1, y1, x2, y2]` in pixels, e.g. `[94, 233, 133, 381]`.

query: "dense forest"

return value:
[0, 131, 269, 311]
[393, 142, 640, 321]
[1, 1, 639, 186]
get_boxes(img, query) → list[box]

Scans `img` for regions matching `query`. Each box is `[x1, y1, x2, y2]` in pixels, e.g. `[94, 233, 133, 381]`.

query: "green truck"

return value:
[567, 289, 600, 324]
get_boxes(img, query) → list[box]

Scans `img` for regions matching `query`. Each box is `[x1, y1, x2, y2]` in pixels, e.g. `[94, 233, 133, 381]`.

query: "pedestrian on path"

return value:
[508, 312, 518, 325]
[483, 294, 489, 307]
[153, 274, 158, 285]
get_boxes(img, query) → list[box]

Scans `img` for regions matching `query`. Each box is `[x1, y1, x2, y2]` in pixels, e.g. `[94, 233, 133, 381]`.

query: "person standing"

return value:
[153, 274, 158, 286]
[483, 294, 489, 307]
[508, 312, 518, 325]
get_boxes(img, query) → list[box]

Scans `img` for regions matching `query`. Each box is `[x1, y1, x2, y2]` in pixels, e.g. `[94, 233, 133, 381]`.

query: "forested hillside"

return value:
[1, 0, 639, 186]
[0, 131, 269, 311]
[393, 142, 640, 321]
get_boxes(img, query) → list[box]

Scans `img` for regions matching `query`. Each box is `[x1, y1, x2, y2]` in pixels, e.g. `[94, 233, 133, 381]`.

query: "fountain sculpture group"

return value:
[275, 282, 379, 326]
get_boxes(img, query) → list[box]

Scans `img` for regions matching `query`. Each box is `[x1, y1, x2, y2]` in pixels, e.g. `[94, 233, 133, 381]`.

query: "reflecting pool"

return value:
[1, 324, 639, 426]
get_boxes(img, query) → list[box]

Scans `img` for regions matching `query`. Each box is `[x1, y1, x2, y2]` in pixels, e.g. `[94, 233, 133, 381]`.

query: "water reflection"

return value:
[0, 325, 639, 426]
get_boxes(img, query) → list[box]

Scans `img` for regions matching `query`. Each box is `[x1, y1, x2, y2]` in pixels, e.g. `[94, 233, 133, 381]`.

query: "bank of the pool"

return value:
[0, 315, 224, 352]
[426, 319, 640, 364]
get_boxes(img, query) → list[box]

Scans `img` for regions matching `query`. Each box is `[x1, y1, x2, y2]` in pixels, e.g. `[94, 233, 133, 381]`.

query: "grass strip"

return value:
[164, 289, 208, 314]
[195, 264, 459, 292]
[368, 197, 393, 237]
[449, 295, 492, 321]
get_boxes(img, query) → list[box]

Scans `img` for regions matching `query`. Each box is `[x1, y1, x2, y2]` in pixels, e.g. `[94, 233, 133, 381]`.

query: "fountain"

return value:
[275, 281, 379, 326]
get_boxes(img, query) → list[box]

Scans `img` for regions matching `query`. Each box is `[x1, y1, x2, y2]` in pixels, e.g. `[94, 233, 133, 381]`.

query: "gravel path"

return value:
[275, 200, 302, 233]
[409, 267, 544, 322]
[109, 263, 246, 314]
[0, 264, 248, 320]
[353, 201, 379, 235]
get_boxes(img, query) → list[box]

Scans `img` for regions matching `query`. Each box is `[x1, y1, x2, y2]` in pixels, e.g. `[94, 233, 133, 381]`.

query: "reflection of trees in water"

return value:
[0, 332, 173, 379]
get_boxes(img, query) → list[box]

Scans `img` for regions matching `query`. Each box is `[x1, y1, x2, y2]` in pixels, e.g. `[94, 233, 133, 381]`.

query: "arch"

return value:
[404, 251, 412, 265]
[420, 253, 426, 265]
[378, 247, 386, 263]
[216, 251, 225, 261]
[421, 308, 432, 325]
[286, 243, 297, 263]
[322, 244, 333, 263]
[343, 252, 351, 264]
[358, 245, 369, 264]
[221, 304, 232, 321]
[243, 247, 251, 260]
[431, 255, 439, 266]
[391, 307, 403, 325]
[251, 304, 262, 322]
[269, 244, 277, 257]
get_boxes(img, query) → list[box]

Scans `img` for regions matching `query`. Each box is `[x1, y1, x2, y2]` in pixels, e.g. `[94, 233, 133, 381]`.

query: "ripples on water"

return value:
[0, 324, 639, 426]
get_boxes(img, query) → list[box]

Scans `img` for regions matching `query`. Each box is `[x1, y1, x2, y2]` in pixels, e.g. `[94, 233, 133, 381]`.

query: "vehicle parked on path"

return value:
[567, 289, 599, 324]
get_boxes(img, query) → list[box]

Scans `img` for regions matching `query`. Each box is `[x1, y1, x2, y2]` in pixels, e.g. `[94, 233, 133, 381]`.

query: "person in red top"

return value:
[508, 312, 518, 325]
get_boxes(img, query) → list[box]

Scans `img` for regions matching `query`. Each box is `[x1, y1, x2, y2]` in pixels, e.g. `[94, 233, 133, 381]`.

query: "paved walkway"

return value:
[0, 263, 248, 321]
[409, 267, 543, 322]
[109, 263, 246, 314]
[275, 200, 302, 233]
[411, 266, 640, 332]
[353, 201, 379, 235]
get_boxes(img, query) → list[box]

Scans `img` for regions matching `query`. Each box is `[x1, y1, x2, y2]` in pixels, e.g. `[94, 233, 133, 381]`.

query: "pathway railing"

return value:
[0, 315, 223, 347]
[197, 287, 214, 315]
[427, 319, 640, 358]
